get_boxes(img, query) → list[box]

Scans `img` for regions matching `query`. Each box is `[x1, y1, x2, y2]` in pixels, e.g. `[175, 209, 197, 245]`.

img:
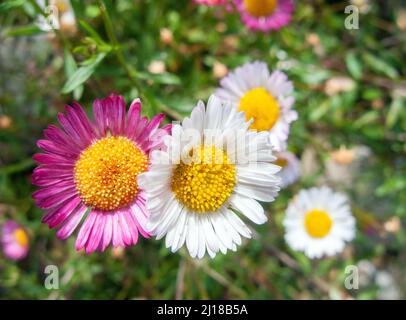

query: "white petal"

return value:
[186, 214, 199, 258]
[234, 183, 279, 202]
[229, 194, 267, 225]
[223, 208, 252, 238]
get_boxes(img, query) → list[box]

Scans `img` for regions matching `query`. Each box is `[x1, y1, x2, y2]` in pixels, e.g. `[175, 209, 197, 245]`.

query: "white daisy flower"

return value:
[283, 186, 355, 259]
[215, 61, 297, 152]
[275, 151, 301, 188]
[138, 95, 281, 259]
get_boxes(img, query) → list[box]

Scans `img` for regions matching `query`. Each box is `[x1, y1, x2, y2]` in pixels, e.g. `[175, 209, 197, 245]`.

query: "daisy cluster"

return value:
[27, 59, 356, 261]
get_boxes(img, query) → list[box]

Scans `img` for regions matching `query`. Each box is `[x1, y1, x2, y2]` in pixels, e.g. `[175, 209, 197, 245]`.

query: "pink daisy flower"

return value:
[233, 0, 294, 32]
[2, 221, 29, 261]
[32, 94, 171, 254]
[193, 0, 228, 6]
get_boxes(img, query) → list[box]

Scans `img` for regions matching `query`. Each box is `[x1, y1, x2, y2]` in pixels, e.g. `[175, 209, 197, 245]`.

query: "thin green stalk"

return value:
[97, 0, 139, 89]
[97, 0, 182, 120]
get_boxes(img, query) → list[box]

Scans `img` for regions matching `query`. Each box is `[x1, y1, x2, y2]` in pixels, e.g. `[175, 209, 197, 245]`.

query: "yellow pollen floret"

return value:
[274, 157, 288, 168]
[239, 87, 280, 132]
[304, 209, 333, 238]
[14, 228, 28, 247]
[74, 136, 148, 211]
[243, 0, 278, 17]
[171, 145, 236, 213]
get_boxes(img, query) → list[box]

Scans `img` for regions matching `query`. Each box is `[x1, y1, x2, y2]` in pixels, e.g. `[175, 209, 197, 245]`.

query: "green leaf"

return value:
[61, 52, 107, 94]
[362, 88, 382, 100]
[0, 0, 25, 11]
[300, 69, 330, 85]
[137, 72, 181, 85]
[376, 176, 406, 196]
[64, 49, 77, 76]
[386, 96, 404, 128]
[363, 52, 399, 79]
[79, 20, 106, 45]
[6, 24, 44, 37]
[346, 52, 362, 79]
[309, 100, 330, 122]
[354, 110, 379, 128]
[64, 49, 84, 100]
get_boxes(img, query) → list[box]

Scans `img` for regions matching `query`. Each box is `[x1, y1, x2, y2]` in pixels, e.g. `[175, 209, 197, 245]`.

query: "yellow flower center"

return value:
[274, 157, 288, 168]
[74, 136, 148, 211]
[304, 209, 333, 238]
[243, 0, 278, 17]
[171, 145, 236, 213]
[239, 87, 280, 131]
[14, 228, 28, 247]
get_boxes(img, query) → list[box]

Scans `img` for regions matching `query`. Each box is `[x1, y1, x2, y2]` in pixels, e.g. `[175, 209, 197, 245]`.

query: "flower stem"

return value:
[97, 0, 182, 120]
[97, 0, 140, 90]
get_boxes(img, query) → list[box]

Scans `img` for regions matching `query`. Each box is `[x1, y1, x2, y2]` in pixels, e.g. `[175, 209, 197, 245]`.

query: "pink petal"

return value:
[42, 196, 82, 228]
[137, 113, 165, 144]
[35, 188, 77, 209]
[99, 213, 113, 252]
[56, 204, 87, 239]
[125, 98, 141, 138]
[33, 153, 74, 166]
[117, 209, 133, 246]
[130, 202, 150, 238]
[75, 209, 97, 251]
[93, 99, 107, 137]
[32, 180, 76, 201]
[112, 213, 124, 248]
[65, 104, 96, 144]
[108, 94, 126, 135]
[123, 209, 139, 244]
[85, 212, 105, 254]
[37, 140, 78, 159]
[44, 125, 82, 152]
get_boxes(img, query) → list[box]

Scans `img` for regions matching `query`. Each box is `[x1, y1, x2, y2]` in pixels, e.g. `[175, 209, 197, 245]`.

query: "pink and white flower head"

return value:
[32, 94, 171, 254]
[193, 0, 227, 6]
[275, 151, 301, 188]
[215, 61, 297, 152]
[233, 0, 294, 32]
[2, 221, 29, 261]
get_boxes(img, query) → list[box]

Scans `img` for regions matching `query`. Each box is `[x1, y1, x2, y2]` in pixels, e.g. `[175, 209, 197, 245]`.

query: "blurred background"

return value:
[0, 0, 405, 299]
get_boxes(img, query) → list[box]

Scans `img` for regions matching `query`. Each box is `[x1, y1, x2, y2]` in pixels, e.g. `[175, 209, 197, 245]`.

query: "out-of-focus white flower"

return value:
[397, 10, 406, 30]
[350, 0, 371, 14]
[324, 76, 356, 96]
[325, 145, 371, 186]
[357, 259, 376, 287]
[215, 61, 297, 152]
[275, 151, 301, 188]
[160, 28, 174, 45]
[376, 271, 401, 300]
[148, 60, 166, 74]
[384, 216, 401, 234]
[213, 61, 228, 79]
[283, 186, 356, 259]
[0, 115, 12, 129]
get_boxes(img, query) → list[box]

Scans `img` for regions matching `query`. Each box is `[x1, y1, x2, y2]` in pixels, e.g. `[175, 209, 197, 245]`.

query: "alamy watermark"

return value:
[344, 265, 359, 290]
[344, 5, 360, 30]
[44, 265, 59, 290]
[37, 5, 60, 31]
